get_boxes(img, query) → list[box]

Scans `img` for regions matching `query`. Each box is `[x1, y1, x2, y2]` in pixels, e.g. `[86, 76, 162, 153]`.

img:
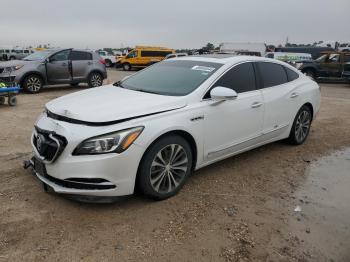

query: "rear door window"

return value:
[69, 51, 92, 61]
[212, 62, 256, 94]
[284, 67, 299, 82]
[257, 62, 288, 88]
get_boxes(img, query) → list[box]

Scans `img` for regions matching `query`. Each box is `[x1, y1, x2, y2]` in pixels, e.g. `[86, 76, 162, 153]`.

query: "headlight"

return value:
[295, 63, 303, 69]
[73, 126, 144, 155]
[3, 65, 23, 73]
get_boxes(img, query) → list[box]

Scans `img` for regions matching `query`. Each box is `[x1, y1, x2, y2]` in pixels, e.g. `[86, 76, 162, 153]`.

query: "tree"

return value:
[204, 42, 215, 50]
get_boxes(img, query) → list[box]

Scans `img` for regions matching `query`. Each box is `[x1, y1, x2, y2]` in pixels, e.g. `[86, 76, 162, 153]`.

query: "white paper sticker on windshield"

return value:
[191, 65, 215, 72]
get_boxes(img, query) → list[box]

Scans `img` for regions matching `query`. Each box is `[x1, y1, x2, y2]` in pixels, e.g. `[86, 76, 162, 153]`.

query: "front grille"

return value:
[0, 76, 16, 82]
[33, 127, 67, 162]
[44, 174, 116, 190]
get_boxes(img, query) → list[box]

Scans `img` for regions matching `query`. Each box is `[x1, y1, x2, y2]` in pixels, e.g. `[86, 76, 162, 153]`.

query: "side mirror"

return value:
[210, 86, 238, 101]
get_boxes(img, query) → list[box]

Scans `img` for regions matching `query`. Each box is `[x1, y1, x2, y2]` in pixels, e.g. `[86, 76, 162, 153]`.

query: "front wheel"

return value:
[88, 72, 103, 88]
[287, 105, 312, 145]
[137, 135, 193, 200]
[304, 69, 315, 80]
[22, 74, 43, 93]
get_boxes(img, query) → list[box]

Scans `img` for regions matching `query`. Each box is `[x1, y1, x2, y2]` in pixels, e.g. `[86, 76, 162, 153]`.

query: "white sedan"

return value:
[28, 56, 320, 200]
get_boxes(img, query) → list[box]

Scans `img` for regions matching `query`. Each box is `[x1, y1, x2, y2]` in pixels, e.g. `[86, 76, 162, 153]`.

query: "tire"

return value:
[137, 135, 193, 200]
[303, 69, 315, 80]
[70, 82, 80, 87]
[105, 59, 112, 67]
[9, 56, 16, 60]
[0, 97, 5, 105]
[287, 105, 312, 145]
[88, 72, 103, 88]
[122, 63, 131, 71]
[8, 96, 17, 106]
[22, 74, 43, 94]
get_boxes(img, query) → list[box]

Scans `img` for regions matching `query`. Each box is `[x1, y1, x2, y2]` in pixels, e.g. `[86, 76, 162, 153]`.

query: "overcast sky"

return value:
[0, 0, 349, 49]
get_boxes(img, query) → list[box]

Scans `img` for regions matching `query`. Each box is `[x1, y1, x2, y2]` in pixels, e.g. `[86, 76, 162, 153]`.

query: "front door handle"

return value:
[251, 102, 263, 108]
[290, 92, 299, 98]
[61, 62, 67, 66]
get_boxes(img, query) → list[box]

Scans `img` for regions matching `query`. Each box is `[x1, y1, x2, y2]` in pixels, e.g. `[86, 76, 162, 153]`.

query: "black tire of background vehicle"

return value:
[105, 59, 112, 67]
[123, 63, 131, 71]
[22, 74, 43, 94]
[9, 56, 16, 60]
[87, 72, 103, 88]
[286, 105, 312, 145]
[303, 69, 316, 80]
[8, 95, 17, 106]
[0, 97, 5, 105]
[137, 135, 193, 200]
[70, 83, 80, 87]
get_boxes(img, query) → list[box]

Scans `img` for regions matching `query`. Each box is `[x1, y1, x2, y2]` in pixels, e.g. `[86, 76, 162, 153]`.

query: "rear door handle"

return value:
[290, 92, 299, 98]
[87, 61, 93, 65]
[251, 102, 263, 108]
[61, 63, 67, 66]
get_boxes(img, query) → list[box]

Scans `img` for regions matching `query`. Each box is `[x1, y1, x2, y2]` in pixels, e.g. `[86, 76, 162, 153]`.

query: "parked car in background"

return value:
[265, 52, 312, 63]
[274, 47, 334, 60]
[219, 42, 266, 56]
[97, 50, 117, 67]
[0, 48, 34, 61]
[342, 62, 350, 83]
[116, 46, 175, 71]
[236, 51, 261, 56]
[165, 53, 188, 59]
[28, 56, 320, 200]
[295, 52, 350, 80]
[338, 43, 350, 52]
[0, 49, 107, 93]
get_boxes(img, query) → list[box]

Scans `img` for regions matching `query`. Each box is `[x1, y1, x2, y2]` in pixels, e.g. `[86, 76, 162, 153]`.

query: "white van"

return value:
[265, 52, 312, 62]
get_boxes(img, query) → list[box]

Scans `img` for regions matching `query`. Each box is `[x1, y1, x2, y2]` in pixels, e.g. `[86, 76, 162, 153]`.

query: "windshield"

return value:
[120, 60, 223, 96]
[315, 54, 327, 62]
[23, 50, 56, 61]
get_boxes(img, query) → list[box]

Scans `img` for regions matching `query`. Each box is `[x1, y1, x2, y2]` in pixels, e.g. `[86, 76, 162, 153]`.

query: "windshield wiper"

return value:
[133, 89, 160, 95]
[113, 81, 124, 88]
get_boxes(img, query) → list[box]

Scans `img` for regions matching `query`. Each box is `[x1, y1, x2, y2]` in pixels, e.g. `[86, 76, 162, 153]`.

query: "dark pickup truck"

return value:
[295, 52, 350, 81]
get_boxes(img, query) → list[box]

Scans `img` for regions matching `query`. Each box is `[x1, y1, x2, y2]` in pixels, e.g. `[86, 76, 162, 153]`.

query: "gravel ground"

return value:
[0, 69, 349, 262]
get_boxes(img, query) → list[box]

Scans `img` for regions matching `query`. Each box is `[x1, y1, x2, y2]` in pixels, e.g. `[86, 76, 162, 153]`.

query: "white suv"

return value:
[28, 56, 320, 200]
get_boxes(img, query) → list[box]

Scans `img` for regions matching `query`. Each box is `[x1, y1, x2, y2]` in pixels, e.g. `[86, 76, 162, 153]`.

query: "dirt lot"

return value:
[1, 70, 350, 262]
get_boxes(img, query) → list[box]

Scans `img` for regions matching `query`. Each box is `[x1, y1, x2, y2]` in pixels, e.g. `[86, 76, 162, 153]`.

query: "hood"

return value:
[46, 85, 187, 124]
[0, 60, 37, 67]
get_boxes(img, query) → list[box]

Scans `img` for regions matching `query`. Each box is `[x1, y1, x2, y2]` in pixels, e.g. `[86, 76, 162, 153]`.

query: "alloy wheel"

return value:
[26, 76, 42, 92]
[150, 144, 189, 194]
[90, 74, 102, 87]
[295, 110, 311, 143]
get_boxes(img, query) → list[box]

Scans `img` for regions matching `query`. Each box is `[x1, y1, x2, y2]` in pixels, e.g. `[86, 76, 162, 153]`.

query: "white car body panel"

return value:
[30, 56, 321, 197]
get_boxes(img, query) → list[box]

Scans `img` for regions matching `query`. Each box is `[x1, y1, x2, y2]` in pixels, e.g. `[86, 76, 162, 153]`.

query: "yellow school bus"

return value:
[116, 46, 175, 71]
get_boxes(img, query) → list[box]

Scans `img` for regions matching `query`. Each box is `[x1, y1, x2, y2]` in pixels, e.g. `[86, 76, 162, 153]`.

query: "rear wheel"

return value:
[22, 74, 43, 94]
[105, 59, 112, 67]
[137, 135, 193, 200]
[122, 63, 131, 71]
[88, 72, 103, 88]
[287, 105, 312, 145]
[0, 97, 5, 105]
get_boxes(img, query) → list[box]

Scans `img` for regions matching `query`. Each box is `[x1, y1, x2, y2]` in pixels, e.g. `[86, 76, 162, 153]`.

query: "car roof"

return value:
[172, 54, 279, 65]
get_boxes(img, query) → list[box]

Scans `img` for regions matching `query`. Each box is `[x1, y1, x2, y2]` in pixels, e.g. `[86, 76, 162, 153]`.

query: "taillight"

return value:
[99, 59, 106, 65]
